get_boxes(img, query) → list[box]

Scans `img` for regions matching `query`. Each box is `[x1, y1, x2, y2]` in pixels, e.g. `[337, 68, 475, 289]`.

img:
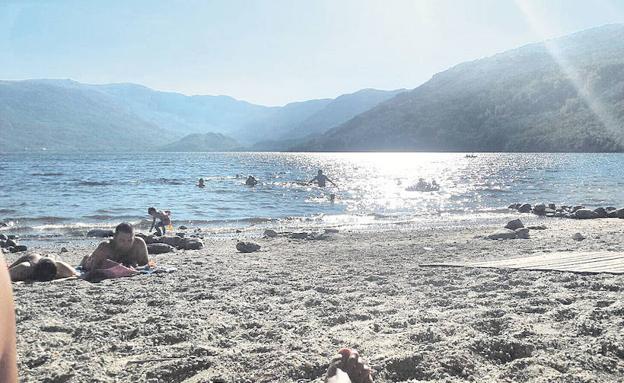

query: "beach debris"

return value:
[487, 229, 517, 240]
[515, 228, 530, 239]
[263, 229, 278, 238]
[574, 209, 598, 219]
[236, 241, 261, 253]
[572, 233, 586, 241]
[527, 225, 547, 230]
[324, 228, 340, 234]
[60, 247, 68, 253]
[504, 219, 524, 231]
[147, 243, 176, 254]
[86, 229, 114, 238]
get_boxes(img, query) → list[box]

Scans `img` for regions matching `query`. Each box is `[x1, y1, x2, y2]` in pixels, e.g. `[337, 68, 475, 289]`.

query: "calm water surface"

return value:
[1, 152, 623, 235]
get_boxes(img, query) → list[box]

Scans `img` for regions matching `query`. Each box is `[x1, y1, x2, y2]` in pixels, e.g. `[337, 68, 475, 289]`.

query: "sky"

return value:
[1, 0, 624, 106]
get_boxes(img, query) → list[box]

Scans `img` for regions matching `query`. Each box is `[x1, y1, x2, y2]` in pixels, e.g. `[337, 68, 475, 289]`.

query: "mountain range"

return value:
[3, 24, 624, 152]
[299, 24, 624, 152]
[0, 78, 402, 152]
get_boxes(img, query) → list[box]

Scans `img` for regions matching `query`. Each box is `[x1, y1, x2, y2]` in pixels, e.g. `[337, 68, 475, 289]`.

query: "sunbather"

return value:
[8, 254, 77, 282]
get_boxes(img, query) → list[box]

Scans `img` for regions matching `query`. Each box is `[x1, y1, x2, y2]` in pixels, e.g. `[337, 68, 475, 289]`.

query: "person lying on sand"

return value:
[148, 207, 171, 236]
[326, 348, 373, 383]
[310, 169, 336, 188]
[8, 254, 77, 282]
[79, 223, 148, 274]
[0, 257, 17, 382]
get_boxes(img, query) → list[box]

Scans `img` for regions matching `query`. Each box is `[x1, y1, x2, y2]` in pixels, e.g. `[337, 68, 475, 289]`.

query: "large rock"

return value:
[263, 229, 278, 238]
[515, 228, 530, 239]
[487, 229, 517, 240]
[508, 203, 520, 210]
[548, 203, 556, 210]
[518, 204, 532, 213]
[87, 229, 114, 238]
[236, 241, 261, 253]
[574, 209, 598, 219]
[533, 204, 546, 216]
[616, 208, 624, 219]
[504, 219, 524, 231]
[147, 243, 175, 254]
[607, 210, 618, 218]
[159, 236, 183, 248]
[0, 234, 6, 241]
[572, 233, 586, 241]
[179, 238, 203, 250]
[593, 207, 608, 218]
[3, 239, 17, 248]
[10, 245, 27, 253]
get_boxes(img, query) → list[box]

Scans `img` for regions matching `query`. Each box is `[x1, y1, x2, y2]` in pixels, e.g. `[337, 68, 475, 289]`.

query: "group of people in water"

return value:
[197, 169, 337, 189]
[407, 178, 440, 192]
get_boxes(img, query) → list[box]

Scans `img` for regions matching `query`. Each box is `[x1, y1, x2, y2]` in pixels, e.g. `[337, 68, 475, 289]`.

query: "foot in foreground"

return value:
[325, 349, 373, 383]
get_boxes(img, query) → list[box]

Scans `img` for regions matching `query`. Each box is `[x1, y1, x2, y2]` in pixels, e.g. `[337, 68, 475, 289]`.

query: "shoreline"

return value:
[6, 217, 624, 382]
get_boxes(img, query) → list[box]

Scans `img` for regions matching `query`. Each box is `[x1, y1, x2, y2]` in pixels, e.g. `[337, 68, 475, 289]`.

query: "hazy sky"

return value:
[1, 0, 624, 105]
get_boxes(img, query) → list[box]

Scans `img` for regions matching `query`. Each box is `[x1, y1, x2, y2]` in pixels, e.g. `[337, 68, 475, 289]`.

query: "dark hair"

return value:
[147, 207, 156, 214]
[115, 222, 134, 235]
[32, 258, 58, 282]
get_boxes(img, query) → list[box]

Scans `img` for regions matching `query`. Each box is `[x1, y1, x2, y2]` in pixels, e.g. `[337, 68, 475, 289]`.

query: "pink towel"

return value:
[91, 259, 138, 279]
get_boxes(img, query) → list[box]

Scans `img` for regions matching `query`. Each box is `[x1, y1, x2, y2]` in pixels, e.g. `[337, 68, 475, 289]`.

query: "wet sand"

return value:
[6, 217, 624, 382]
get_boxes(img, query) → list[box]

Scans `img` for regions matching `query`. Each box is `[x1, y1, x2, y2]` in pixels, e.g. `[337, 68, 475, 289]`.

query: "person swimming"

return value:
[8, 254, 77, 282]
[148, 207, 171, 236]
[197, 178, 205, 188]
[309, 170, 336, 188]
[245, 175, 258, 186]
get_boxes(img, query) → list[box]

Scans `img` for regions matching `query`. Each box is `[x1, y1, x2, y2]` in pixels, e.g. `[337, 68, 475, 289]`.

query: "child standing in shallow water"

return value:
[148, 207, 171, 236]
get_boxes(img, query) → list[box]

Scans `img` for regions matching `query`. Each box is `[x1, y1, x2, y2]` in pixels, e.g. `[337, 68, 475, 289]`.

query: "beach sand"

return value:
[6, 217, 624, 382]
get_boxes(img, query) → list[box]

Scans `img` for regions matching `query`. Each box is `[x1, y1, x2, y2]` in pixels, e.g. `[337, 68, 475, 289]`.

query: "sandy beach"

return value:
[6, 217, 624, 382]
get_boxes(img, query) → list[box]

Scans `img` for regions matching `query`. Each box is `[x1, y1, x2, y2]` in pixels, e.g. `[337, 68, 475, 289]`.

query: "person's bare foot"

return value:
[325, 348, 373, 383]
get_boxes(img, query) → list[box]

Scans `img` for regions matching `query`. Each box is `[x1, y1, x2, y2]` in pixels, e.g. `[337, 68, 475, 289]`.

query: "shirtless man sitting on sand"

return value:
[8, 254, 77, 282]
[79, 223, 148, 273]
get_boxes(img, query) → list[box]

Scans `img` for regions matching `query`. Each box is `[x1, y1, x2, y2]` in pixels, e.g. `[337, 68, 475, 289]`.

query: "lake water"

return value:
[1, 152, 624, 236]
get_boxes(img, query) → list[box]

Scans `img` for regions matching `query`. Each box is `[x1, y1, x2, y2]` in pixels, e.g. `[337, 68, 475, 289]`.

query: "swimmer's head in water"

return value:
[114, 222, 135, 251]
[32, 258, 57, 281]
[147, 207, 156, 215]
[318, 170, 323, 175]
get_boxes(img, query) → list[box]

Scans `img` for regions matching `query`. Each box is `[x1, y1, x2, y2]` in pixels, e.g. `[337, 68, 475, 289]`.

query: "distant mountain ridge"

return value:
[298, 24, 624, 152]
[158, 133, 241, 152]
[0, 79, 402, 152]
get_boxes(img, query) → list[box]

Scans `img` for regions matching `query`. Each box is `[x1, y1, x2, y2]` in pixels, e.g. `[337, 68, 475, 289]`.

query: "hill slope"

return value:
[300, 24, 624, 152]
[0, 80, 173, 152]
[158, 133, 240, 152]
